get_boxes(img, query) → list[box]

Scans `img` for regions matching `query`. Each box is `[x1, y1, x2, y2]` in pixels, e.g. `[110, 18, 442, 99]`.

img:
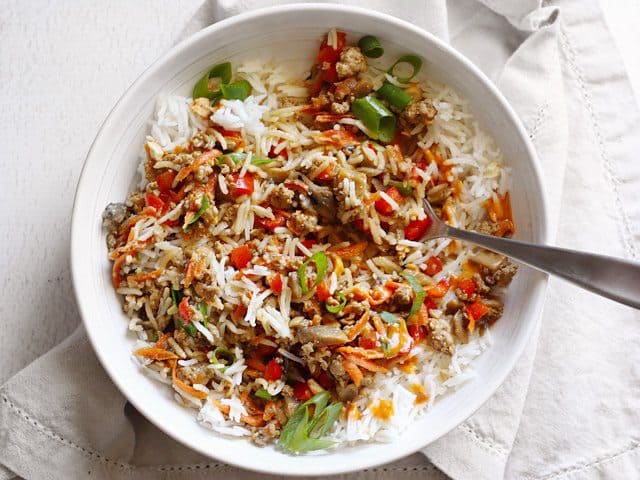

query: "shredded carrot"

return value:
[364, 192, 381, 206]
[410, 303, 429, 326]
[212, 399, 265, 426]
[175, 149, 220, 184]
[313, 129, 361, 147]
[371, 315, 386, 336]
[112, 253, 128, 288]
[344, 354, 388, 373]
[154, 333, 171, 350]
[342, 359, 363, 386]
[338, 346, 385, 359]
[346, 310, 371, 340]
[367, 286, 392, 306]
[117, 206, 157, 236]
[173, 376, 208, 399]
[134, 347, 178, 361]
[329, 241, 368, 259]
[126, 269, 161, 284]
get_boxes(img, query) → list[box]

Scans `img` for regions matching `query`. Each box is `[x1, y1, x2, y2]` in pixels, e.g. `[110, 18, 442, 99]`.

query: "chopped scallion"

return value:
[220, 79, 252, 100]
[175, 318, 197, 337]
[351, 96, 396, 143]
[325, 291, 347, 313]
[171, 289, 184, 306]
[210, 347, 235, 372]
[401, 272, 426, 318]
[192, 62, 232, 100]
[380, 311, 400, 324]
[277, 391, 343, 454]
[298, 251, 329, 295]
[390, 181, 413, 196]
[388, 55, 423, 83]
[377, 82, 413, 110]
[198, 302, 208, 327]
[184, 194, 210, 229]
[255, 388, 276, 400]
[218, 152, 246, 165]
[358, 35, 384, 58]
[250, 156, 274, 165]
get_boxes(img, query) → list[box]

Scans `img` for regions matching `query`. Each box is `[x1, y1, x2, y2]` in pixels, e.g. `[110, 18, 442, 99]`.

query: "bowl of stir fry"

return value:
[71, 4, 549, 475]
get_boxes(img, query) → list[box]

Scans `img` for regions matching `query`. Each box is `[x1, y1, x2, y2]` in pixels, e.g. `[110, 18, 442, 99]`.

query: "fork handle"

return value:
[447, 226, 640, 309]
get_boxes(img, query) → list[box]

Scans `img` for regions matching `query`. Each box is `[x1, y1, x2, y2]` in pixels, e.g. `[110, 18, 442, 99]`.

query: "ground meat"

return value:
[454, 286, 474, 302]
[270, 184, 295, 210]
[331, 101, 350, 114]
[102, 202, 128, 232]
[177, 363, 216, 385]
[391, 284, 413, 309]
[190, 97, 211, 118]
[481, 298, 504, 324]
[335, 47, 367, 79]
[427, 316, 454, 355]
[287, 210, 319, 235]
[400, 98, 437, 130]
[329, 354, 349, 384]
[474, 220, 500, 236]
[352, 78, 374, 98]
[482, 259, 518, 288]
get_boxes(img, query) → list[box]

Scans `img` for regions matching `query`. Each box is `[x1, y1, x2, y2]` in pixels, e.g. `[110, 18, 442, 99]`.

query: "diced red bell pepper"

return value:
[375, 186, 404, 216]
[230, 172, 254, 196]
[424, 256, 443, 276]
[264, 359, 283, 381]
[230, 244, 252, 270]
[457, 278, 476, 296]
[269, 274, 283, 294]
[293, 382, 313, 401]
[405, 217, 433, 241]
[315, 166, 335, 182]
[316, 281, 331, 301]
[427, 278, 450, 298]
[408, 324, 428, 343]
[156, 170, 176, 193]
[466, 299, 490, 320]
[354, 218, 370, 233]
[255, 211, 286, 232]
[178, 297, 193, 321]
[145, 193, 165, 212]
[321, 64, 339, 83]
[301, 238, 316, 249]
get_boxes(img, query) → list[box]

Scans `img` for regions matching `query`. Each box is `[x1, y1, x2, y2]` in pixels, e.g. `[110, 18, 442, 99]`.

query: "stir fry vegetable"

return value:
[351, 96, 396, 143]
[298, 251, 329, 295]
[184, 194, 210, 229]
[401, 272, 426, 318]
[255, 388, 276, 400]
[220, 79, 252, 100]
[357, 35, 384, 58]
[377, 82, 413, 110]
[192, 62, 232, 100]
[380, 311, 400, 324]
[325, 291, 347, 313]
[277, 391, 343, 454]
[388, 55, 423, 83]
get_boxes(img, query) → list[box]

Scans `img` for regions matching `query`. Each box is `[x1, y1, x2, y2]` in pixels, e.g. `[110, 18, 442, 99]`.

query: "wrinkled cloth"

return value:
[1, 0, 639, 479]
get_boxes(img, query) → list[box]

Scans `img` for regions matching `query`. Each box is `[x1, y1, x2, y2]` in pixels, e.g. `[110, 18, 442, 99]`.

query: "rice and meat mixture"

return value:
[103, 29, 517, 452]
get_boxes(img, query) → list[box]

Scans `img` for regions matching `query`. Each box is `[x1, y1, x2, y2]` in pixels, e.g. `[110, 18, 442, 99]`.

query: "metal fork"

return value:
[421, 199, 640, 309]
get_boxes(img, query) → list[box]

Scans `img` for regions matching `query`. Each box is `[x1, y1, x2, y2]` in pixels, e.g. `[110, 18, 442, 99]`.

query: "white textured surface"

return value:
[1, 1, 639, 479]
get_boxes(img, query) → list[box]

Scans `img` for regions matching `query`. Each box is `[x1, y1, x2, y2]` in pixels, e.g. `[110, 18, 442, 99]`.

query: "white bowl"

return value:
[71, 4, 549, 476]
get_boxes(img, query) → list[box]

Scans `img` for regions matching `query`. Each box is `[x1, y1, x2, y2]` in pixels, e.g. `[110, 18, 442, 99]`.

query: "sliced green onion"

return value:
[148, 330, 159, 343]
[193, 62, 232, 100]
[401, 272, 426, 318]
[297, 251, 329, 295]
[210, 347, 235, 372]
[325, 291, 347, 313]
[380, 339, 392, 357]
[390, 181, 413, 196]
[358, 35, 384, 58]
[218, 152, 246, 165]
[220, 79, 252, 101]
[351, 96, 396, 143]
[380, 311, 400, 324]
[277, 391, 342, 454]
[184, 194, 210, 229]
[255, 388, 276, 400]
[377, 82, 413, 110]
[250, 156, 274, 166]
[198, 302, 208, 327]
[175, 318, 197, 337]
[388, 55, 423, 83]
[171, 289, 184, 306]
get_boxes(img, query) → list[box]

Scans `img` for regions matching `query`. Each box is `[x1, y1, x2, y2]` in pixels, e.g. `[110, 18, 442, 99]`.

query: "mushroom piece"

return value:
[296, 325, 349, 346]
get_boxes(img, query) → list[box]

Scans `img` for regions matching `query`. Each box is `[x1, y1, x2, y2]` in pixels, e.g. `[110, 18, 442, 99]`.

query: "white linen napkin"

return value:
[1, 0, 639, 479]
